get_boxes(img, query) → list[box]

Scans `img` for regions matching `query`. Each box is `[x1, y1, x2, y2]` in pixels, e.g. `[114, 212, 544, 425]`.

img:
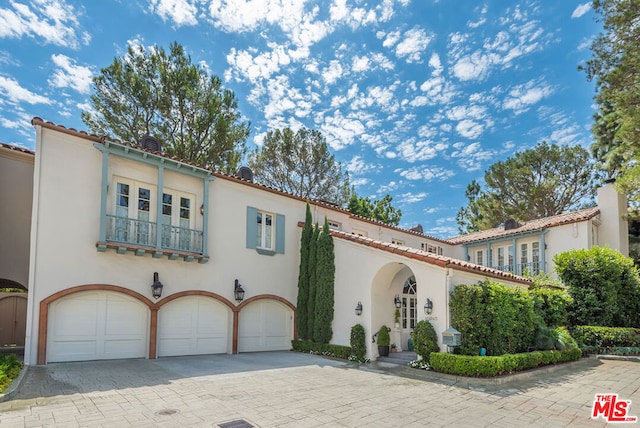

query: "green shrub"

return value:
[349, 324, 367, 362]
[528, 286, 572, 327]
[450, 280, 536, 356]
[377, 325, 390, 346]
[0, 354, 23, 393]
[291, 340, 351, 359]
[571, 325, 640, 351]
[412, 320, 440, 362]
[430, 348, 581, 377]
[554, 247, 640, 327]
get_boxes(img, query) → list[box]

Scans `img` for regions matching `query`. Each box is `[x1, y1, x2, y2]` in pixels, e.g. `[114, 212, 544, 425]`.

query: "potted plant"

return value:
[377, 325, 391, 357]
[394, 309, 401, 328]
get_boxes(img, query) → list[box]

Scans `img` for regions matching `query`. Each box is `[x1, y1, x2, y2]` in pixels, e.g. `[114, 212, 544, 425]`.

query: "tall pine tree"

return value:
[313, 218, 335, 343]
[295, 203, 312, 340]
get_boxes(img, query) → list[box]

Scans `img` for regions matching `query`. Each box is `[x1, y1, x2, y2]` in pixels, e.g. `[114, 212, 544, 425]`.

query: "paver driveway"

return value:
[0, 352, 638, 427]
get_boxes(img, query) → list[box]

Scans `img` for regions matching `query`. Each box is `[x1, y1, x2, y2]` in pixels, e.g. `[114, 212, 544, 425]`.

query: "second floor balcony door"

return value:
[115, 181, 155, 246]
[161, 192, 194, 252]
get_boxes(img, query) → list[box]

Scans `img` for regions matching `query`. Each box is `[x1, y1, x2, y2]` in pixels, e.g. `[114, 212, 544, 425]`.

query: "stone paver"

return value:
[0, 353, 638, 427]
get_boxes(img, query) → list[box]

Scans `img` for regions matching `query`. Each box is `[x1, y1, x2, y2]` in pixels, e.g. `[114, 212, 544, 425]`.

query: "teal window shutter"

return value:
[246, 206, 257, 249]
[276, 214, 285, 254]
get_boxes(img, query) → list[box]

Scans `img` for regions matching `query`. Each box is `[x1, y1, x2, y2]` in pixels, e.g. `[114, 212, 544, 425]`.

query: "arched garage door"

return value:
[238, 300, 293, 352]
[157, 296, 230, 357]
[47, 291, 148, 363]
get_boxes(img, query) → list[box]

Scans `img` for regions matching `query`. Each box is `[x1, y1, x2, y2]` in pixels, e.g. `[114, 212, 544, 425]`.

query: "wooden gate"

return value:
[0, 293, 27, 346]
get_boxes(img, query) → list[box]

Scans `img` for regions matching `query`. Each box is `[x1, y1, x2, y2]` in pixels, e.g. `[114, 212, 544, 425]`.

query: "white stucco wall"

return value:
[0, 147, 34, 289]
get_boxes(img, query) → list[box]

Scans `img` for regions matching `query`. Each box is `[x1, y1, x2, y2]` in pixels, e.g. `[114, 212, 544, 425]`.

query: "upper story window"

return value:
[392, 238, 405, 246]
[107, 177, 199, 253]
[476, 250, 483, 266]
[246, 206, 285, 255]
[256, 210, 274, 250]
[520, 243, 528, 263]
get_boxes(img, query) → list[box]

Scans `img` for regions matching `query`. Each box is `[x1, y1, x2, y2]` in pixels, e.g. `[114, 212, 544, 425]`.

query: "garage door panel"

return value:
[238, 300, 292, 352]
[157, 296, 229, 357]
[47, 291, 148, 363]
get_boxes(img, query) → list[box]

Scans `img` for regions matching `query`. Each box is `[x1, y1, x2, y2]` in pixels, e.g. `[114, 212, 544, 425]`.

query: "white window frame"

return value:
[476, 250, 484, 266]
[392, 238, 405, 246]
[256, 209, 275, 251]
[327, 220, 342, 230]
[352, 228, 368, 237]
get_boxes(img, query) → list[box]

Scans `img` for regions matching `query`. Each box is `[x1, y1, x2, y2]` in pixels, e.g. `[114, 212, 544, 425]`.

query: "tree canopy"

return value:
[583, 0, 640, 202]
[456, 142, 595, 234]
[347, 193, 402, 226]
[248, 127, 350, 206]
[82, 41, 250, 173]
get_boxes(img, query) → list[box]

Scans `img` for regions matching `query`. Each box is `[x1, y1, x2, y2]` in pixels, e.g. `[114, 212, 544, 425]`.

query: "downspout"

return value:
[541, 230, 549, 273]
[445, 267, 453, 328]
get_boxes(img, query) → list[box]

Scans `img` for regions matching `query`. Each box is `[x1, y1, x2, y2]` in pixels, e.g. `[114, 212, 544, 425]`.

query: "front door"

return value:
[401, 276, 417, 349]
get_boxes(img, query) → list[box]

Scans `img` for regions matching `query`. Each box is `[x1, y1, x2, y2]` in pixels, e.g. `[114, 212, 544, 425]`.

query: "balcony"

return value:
[98, 214, 206, 262]
[491, 262, 541, 276]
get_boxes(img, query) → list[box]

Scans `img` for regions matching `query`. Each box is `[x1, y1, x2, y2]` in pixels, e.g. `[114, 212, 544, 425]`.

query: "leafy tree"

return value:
[347, 193, 402, 226]
[582, 0, 640, 201]
[306, 224, 320, 340]
[313, 218, 335, 343]
[456, 143, 595, 233]
[248, 128, 350, 206]
[295, 203, 313, 340]
[82, 41, 250, 173]
[554, 246, 640, 327]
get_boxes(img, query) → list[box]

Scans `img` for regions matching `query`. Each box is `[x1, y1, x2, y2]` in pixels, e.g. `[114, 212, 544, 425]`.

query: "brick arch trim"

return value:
[38, 284, 155, 364]
[236, 294, 298, 345]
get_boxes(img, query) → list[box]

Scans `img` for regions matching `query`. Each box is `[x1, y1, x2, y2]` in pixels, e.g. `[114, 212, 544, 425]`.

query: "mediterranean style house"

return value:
[0, 118, 628, 365]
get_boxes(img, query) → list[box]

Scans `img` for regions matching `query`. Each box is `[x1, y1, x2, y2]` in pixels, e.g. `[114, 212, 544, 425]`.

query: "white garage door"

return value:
[238, 300, 292, 352]
[157, 296, 229, 357]
[47, 291, 148, 363]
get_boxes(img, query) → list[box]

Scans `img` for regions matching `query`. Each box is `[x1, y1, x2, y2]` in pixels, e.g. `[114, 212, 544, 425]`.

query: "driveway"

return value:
[0, 352, 638, 427]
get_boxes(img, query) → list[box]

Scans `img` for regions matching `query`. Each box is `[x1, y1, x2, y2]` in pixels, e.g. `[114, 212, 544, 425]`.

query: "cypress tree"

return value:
[295, 203, 312, 340]
[307, 223, 320, 340]
[313, 217, 335, 343]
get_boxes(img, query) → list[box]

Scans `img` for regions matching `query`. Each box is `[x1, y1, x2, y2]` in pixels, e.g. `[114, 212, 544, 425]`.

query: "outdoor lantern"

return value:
[200, 204, 205, 215]
[151, 272, 163, 299]
[234, 279, 245, 302]
[394, 294, 402, 309]
[355, 301, 363, 316]
[424, 298, 433, 315]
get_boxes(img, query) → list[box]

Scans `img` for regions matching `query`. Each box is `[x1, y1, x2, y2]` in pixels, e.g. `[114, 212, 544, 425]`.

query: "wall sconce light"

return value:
[394, 294, 402, 309]
[424, 298, 433, 315]
[355, 301, 363, 316]
[234, 279, 245, 302]
[200, 204, 205, 215]
[151, 272, 163, 299]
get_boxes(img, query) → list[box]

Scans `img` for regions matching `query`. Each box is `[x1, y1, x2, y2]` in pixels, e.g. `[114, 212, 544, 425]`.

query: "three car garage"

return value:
[43, 289, 294, 364]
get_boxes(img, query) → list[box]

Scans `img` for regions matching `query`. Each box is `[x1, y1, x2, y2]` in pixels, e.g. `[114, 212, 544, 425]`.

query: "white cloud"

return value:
[322, 60, 344, 85]
[0, 0, 90, 49]
[452, 51, 492, 81]
[396, 166, 455, 181]
[395, 27, 431, 63]
[400, 191, 428, 203]
[455, 119, 484, 139]
[149, 0, 198, 26]
[451, 142, 494, 171]
[321, 110, 366, 150]
[49, 54, 93, 94]
[352, 55, 371, 72]
[347, 155, 378, 174]
[502, 80, 554, 114]
[571, 3, 591, 19]
[0, 75, 51, 104]
[396, 139, 448, 162]
[226, 44, 292, 83]
[428, 52, 443, 76]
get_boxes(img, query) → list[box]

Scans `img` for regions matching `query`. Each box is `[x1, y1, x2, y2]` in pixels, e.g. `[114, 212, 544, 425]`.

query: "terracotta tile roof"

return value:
[0, 142, 35, 156]
[298, 221, 531, 285]
[445, 207, 601, 245]
[31, 117, 449, 244]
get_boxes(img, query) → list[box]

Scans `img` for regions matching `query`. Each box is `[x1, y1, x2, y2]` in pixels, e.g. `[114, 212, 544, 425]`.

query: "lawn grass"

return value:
[0, 354, 23, 393]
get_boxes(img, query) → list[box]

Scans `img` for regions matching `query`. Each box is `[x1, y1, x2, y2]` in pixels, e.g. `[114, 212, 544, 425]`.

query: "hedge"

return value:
[291, 340, 351, 359]
[0, 354, 23, 393]
[430, 348, 582, 377]
[571, 326, 640, 354]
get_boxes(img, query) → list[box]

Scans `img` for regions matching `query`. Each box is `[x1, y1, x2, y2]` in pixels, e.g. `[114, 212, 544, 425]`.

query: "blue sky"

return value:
[0, 0, 600, 238]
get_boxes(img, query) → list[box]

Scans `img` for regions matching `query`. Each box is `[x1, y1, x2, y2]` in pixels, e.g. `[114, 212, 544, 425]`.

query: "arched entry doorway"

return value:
[401, 275, 417, 347]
